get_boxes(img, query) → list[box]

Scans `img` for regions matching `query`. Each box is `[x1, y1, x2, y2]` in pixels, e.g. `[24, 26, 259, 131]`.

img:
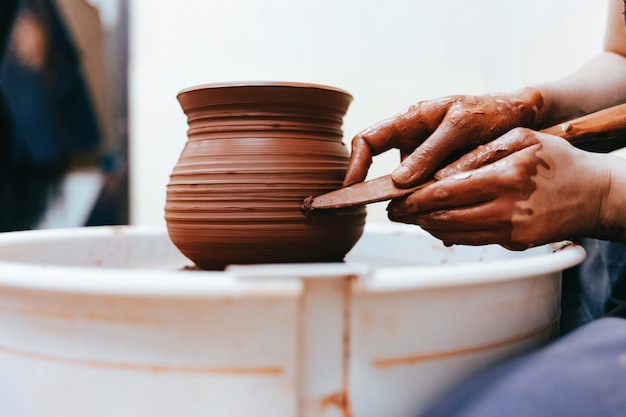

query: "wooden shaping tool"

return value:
[304, 102, 626, 212]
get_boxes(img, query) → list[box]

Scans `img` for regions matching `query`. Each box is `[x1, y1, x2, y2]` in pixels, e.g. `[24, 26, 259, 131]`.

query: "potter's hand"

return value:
[387, 128, 609, 250]
[343, 87, 544, 187]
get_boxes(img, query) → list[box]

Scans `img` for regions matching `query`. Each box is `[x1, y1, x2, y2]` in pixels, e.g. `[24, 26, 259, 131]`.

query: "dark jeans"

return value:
[561, 238, 626, 332]
[417, 317, 626, 417]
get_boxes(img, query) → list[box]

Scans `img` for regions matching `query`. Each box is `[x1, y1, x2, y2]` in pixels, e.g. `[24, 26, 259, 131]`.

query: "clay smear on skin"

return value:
[509, 143, 551, 249]
[440, 138, 548, 250]
[354, 91, 543, 184]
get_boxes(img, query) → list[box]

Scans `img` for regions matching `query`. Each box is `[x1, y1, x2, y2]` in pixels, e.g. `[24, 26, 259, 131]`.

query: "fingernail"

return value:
[392, 165, 411, 183]
[386, 206, 400, 220]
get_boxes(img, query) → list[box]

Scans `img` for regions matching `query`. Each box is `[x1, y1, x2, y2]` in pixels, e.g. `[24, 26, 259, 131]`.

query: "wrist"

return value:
[590, 154, 626, 242]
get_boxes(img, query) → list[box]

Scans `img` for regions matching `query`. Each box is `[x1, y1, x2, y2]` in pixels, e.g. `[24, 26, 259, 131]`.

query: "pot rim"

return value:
[176, 80, 352, 100]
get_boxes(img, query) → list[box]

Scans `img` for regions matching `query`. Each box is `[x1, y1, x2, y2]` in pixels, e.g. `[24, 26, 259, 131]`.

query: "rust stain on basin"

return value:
[320, 391, 352, 417]
[372, 316, 559, 368]
[0, 343, 284, 375]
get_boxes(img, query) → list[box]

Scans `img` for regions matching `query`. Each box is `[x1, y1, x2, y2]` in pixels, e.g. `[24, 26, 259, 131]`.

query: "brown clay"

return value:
[165, 82, 366, 270]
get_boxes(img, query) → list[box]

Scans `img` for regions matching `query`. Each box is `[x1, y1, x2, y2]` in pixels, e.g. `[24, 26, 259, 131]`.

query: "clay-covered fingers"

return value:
[343, 100, 450, 186]
[343, 132, 375, 186]
[390, 91, 543, 187]
[387, 145, 543, 249]
[390, 203, 523, 249]
[386, 127, 604, 250]
[344, 89, 542, 188]
[390, 115, 484, 186]
[435, 128, 541, 180]
[387, 162, 505, 220]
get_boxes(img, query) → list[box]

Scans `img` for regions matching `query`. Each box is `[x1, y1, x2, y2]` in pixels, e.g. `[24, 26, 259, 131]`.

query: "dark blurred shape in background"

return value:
[0, 0, 128, 232]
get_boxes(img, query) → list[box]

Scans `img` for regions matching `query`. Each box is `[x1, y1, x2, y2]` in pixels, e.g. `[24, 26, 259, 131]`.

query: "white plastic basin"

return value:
[0, 223, 585, 417]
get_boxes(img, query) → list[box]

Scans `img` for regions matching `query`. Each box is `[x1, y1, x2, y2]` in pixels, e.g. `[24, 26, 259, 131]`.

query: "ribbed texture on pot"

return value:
[165, 82, 366, 270]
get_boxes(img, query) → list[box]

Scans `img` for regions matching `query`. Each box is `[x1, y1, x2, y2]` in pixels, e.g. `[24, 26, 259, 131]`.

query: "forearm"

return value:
[525, 0, 626, 128]
[480, 50, 626, 135]
[592, 153, 626, 242]
[531, 52, 626, 128]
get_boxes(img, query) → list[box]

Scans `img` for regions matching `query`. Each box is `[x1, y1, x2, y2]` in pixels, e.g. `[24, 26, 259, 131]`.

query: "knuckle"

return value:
[507, 126, 530, 140]
[432, 188, 452, 203]
[507, 127, 538, 146]
[510, 164, 528, 183]
[351, 135, 372, 155]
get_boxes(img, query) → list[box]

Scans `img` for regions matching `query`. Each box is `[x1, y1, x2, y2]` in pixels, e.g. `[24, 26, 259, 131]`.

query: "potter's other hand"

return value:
[387, 128, 610, 250]
[343, 87, 544, 188]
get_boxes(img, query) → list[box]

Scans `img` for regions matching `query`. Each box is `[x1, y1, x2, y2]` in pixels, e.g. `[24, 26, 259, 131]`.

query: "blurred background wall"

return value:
[129, 0, 606, 224]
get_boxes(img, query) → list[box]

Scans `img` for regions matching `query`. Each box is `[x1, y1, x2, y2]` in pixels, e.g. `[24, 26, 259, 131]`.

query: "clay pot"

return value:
[165, 82, 366, 270]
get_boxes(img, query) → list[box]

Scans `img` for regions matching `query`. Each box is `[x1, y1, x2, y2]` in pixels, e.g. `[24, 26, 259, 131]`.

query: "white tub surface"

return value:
[0, 224, 585, 417]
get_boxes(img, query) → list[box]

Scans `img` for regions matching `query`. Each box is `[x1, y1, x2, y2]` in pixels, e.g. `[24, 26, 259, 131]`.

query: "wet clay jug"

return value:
[165, 82, 366, 270]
